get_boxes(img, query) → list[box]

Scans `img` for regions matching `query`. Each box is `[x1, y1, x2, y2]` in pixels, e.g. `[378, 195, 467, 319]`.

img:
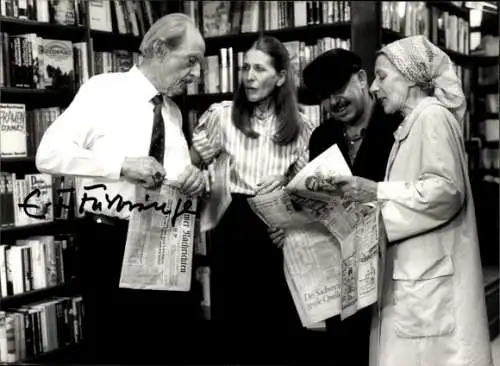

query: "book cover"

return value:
[49, 0, 76, 25]
[41, 38, 74, 90]
[0, 103, 27, 158]
[24, 174, 54, 224]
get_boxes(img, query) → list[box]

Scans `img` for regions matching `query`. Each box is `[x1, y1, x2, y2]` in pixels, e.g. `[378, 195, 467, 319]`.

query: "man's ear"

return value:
[276, 70, 287, 87]
[152, 39, 169, 60]
[357, 69, 368, 88]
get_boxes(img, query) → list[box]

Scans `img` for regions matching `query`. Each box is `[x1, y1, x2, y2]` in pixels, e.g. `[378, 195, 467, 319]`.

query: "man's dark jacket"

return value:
[308, 102, 402, 181]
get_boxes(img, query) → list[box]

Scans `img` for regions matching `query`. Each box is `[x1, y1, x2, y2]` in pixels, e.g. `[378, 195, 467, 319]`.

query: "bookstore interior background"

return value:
[0, 0, 499, 364]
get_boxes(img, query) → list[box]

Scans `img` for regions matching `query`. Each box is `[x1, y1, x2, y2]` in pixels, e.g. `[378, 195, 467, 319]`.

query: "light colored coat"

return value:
[369, 97, 493, 366]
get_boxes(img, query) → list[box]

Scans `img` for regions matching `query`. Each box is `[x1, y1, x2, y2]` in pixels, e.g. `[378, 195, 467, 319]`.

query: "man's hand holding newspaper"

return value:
[119, 183, 198, 292]
[247, 144, 386, 328]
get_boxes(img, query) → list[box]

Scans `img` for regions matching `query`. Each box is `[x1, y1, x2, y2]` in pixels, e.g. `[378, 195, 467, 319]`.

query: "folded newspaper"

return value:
[119, 183, 198, 292]
[248, 144, 385, 327]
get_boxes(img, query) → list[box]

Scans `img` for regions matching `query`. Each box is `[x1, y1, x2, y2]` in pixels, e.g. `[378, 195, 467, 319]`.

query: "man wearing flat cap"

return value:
[304, 48, 402, 364]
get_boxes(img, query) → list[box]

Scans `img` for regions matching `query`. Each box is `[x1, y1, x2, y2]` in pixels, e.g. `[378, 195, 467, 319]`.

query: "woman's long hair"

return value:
[232, 36, 301, 145]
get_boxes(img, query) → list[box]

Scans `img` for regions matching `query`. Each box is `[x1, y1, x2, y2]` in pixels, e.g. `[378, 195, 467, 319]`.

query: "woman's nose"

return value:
[369, 80, 379, 94]
[246, 68, 256, 81]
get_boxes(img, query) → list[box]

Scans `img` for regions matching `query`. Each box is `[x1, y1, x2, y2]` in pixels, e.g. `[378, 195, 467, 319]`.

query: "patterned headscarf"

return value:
[377, 35, 466, 122]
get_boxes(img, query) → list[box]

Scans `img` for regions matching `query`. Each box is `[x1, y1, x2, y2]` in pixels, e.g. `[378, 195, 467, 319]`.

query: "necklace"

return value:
[254, 106, 274, 120]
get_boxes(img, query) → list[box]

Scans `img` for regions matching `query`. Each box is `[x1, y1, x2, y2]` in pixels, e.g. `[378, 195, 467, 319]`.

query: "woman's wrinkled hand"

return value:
[255, 175, 287, 195]
[328, 175, 379, 203]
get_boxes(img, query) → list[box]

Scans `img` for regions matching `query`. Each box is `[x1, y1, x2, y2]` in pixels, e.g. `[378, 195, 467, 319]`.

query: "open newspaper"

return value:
[248, 144, 385, 327]
[119, 184, 198, 291]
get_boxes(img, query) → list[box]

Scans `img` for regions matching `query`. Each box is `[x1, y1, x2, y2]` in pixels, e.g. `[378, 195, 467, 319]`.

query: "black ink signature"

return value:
[18, 184, 196, 227]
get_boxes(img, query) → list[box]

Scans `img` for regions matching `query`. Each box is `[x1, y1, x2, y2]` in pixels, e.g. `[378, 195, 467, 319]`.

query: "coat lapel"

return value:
[384, 98, 437, 179]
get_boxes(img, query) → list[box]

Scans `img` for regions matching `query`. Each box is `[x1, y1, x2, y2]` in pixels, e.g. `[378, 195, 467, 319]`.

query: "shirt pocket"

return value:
[392, 255, 455, 338]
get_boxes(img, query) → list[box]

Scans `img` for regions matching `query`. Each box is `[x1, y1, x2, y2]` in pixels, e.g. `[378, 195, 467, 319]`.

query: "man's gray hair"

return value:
[140, 13, 195, 58]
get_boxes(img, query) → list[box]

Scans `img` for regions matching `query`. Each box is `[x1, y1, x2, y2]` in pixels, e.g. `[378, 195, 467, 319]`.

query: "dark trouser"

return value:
[80, 214, 203, 365]
[324, 305, 373, 366]
[209, 194, 307, 364]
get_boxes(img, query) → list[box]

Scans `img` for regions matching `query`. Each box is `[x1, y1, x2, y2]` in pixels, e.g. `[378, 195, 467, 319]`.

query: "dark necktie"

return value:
[149, 94, 165, 165]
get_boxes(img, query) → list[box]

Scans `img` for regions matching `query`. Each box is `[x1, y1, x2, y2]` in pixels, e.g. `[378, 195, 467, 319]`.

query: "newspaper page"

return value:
[286, 144, 352, 202]
[200, 152, 232, 232]
[119, 184, 198, 292]
[247, 144, 383, 325]
[283, 223, 343, 326]
[336, 203, 381, 319]
[247, 189, 316, 228]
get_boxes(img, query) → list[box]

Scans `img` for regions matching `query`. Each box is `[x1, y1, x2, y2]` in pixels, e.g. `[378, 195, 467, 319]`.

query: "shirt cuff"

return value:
[103, 153, 126, 180]
[192, 130, 215, 163]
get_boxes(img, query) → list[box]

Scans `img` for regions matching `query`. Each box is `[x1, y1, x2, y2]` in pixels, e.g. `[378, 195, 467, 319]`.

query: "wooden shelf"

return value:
[439, 47, 471, 65]
[90, 30, 141, 52]
[262, 22, 351, 43]
[0, 16, 86, 42]
[204, 22, 351, 54]
[0, 156, 36, 163]
[0, 283, 77, 310]
[0, 157, 38, 175]
[382, 29, 403, 44]
[182, 89, 323, 108]
[473, 55, 500, 67]
[1, 86, 73, 96]
[484, 140, 499, 148]
[477, 82, 498, 95]
[0, 218, 83, 238]
[5, 343, 81, 365]
[183, 92, 234, 109]
[1, 87, 75, 107]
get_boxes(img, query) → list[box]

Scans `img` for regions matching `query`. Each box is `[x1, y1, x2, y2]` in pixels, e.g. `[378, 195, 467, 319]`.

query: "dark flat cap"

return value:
[302, 48, 362, 98]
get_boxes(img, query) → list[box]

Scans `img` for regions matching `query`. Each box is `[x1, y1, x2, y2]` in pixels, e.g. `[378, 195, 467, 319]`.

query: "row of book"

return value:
[382, 2, 430, 38]
[0, 296, 84, 363]
[0, 0, 86, 26]
[92, 47, 141, 76]
[0, 234, 78, 297]
[433, 5, 470, 55]
[89, 0, 155, 36]
[187, 37, 350, 96]
[184, 1, 351, 38]
[0, 172, 82, 227]
[381, 1, 470, 55]
[262, 0, 351, 31]
[0, 32, 85, 90]
[0, 173, 54, 227]
[0, 30, 146, 89]
[1, 104, 61, 159]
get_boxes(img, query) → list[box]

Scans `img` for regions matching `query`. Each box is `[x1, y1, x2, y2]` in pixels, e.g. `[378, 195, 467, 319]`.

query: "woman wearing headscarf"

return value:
[318, 35, 493, 366]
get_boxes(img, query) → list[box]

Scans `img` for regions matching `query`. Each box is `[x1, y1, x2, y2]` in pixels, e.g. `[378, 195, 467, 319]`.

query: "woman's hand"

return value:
[267, 227, 286, 248]
[255, 175, 287, 195]
[327, 175, 379, 203]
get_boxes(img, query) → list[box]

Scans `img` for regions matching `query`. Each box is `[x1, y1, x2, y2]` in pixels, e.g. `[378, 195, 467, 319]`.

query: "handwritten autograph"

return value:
[18, 184, 196, 227]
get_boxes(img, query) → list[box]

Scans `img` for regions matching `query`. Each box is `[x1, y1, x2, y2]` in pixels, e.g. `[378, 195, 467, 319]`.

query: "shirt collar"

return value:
[127, 65, 160, 103]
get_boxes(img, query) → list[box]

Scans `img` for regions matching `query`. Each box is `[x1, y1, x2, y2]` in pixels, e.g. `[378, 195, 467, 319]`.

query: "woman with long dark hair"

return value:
[191, 35, 318, 363]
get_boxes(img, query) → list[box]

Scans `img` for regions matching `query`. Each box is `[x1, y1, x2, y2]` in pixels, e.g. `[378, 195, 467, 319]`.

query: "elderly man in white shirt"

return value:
[36, 13, 207, 364]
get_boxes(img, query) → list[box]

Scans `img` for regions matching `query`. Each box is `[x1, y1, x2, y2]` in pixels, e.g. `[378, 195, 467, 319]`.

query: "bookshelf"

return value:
[0, 0, 179, 363]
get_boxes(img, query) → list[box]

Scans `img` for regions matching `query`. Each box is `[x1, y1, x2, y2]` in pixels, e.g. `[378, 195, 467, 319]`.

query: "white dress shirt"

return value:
[36, 66, 192, 220]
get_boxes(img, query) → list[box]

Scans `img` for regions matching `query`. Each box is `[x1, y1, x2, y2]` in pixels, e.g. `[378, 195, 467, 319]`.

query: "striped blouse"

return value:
[192, 100, 319, 195]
